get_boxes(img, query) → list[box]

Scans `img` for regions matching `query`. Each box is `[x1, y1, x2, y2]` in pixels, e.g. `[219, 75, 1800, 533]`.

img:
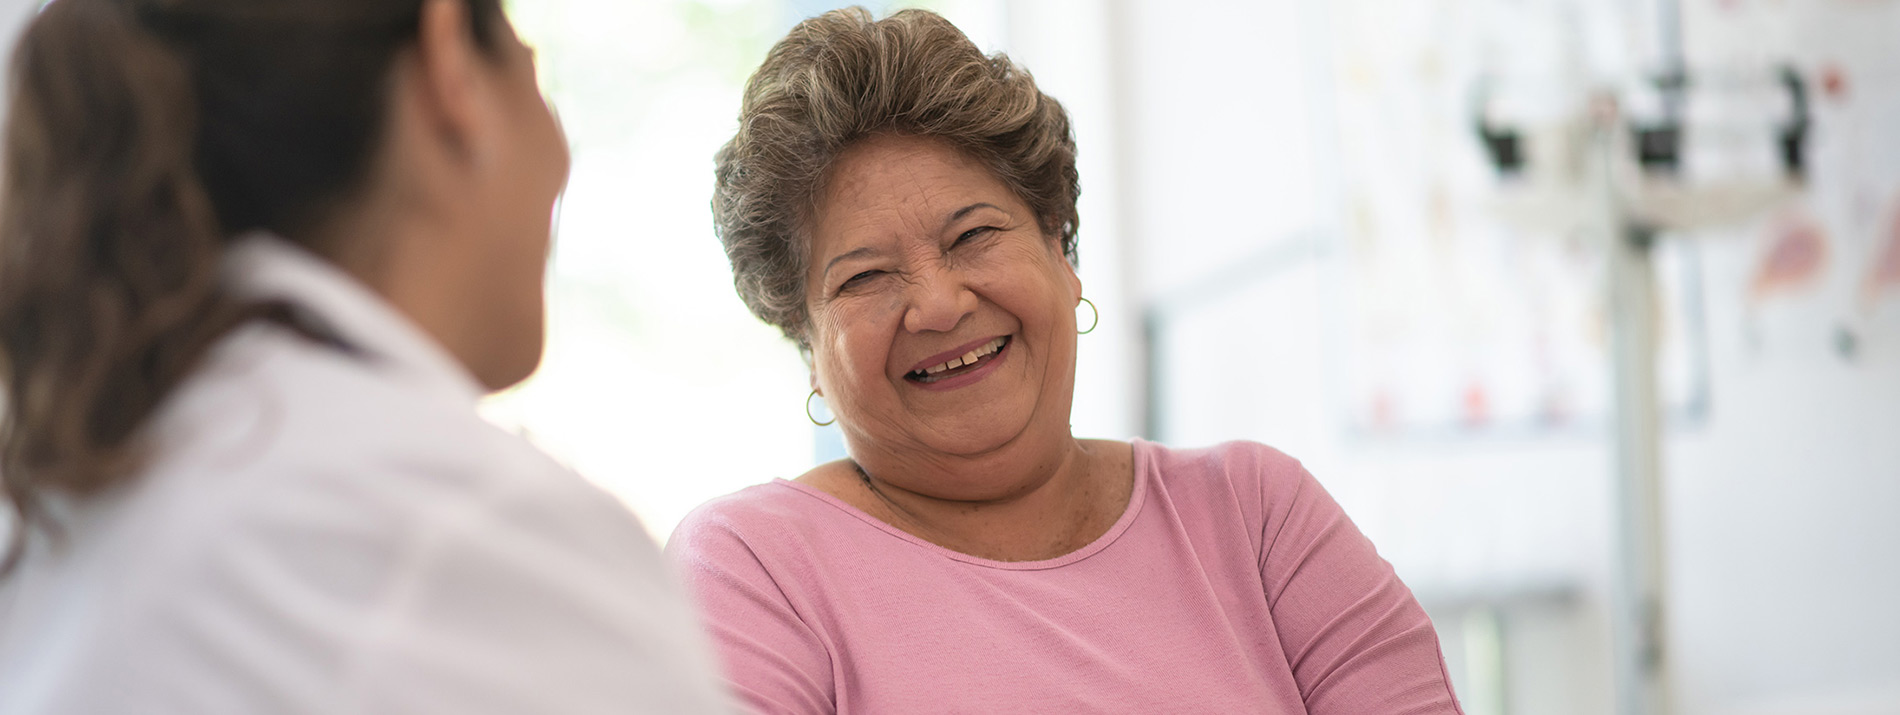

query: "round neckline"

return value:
[771, 439, 1153, 571]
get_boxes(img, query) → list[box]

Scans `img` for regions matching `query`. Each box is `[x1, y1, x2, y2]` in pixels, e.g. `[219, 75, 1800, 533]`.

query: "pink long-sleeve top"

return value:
[667, 440, 1462, 714]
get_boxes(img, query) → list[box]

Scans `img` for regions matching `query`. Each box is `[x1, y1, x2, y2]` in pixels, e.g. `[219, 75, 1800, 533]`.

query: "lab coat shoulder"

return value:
[89, 325, 729, 715]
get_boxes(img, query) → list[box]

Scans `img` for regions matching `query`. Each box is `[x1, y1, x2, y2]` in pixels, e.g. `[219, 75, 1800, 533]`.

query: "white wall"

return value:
[1668, 2, 1900, 708]
[1667, 238, 1900, 715]
[1064, 0, 1900, 713]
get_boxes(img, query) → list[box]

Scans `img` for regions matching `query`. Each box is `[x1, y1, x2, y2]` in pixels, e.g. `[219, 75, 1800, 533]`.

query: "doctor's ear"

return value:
[409, 0, 491, 167]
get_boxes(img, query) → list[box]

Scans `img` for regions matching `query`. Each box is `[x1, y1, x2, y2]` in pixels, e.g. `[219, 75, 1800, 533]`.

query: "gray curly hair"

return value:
[711, 7, 1080, 350]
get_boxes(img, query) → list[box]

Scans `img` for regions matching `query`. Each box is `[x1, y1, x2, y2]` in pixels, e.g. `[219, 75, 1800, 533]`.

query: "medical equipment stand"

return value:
[1593, 123, 1672, 715]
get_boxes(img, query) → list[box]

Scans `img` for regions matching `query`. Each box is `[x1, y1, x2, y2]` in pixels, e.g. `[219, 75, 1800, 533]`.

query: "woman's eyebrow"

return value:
[941, 202, 1003, 233]
[822, 246, 878, 280]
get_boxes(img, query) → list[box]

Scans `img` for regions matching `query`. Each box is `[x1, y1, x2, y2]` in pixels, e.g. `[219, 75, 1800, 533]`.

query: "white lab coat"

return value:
[0, 236, 729, 714]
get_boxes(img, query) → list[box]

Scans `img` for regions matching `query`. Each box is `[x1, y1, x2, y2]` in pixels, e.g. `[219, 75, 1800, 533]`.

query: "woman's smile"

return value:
[904, 335, 1012, 390]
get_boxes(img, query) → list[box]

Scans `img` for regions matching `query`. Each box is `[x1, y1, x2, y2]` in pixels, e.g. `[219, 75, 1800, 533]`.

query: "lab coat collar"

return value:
[223, 233, 487, 407]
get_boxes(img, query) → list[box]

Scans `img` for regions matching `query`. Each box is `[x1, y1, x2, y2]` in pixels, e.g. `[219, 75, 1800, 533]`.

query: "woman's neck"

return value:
[804, 437, 1134, 562]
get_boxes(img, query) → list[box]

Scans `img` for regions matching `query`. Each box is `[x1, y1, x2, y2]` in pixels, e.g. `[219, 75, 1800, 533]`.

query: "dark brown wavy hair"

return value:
[0, 0, 505, 574]
[711, 7, 1080, 351]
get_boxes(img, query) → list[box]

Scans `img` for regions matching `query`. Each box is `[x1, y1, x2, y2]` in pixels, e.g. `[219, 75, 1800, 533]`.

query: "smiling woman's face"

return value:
[805, 133, 1082, 495]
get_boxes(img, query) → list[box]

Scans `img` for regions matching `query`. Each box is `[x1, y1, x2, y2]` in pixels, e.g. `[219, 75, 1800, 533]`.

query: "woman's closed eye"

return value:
[952, 225, 999, 248]
[840, 269, 885, 291]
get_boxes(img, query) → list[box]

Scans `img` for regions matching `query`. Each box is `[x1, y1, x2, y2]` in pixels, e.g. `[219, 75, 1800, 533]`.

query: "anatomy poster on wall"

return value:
[1323, 0, 1707, 438]
[1322, 0, 1900, 438]
[1687, 0, 1900, 362]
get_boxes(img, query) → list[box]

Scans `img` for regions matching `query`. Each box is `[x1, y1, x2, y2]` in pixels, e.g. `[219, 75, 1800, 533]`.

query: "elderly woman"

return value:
[670, 8, 1461, 714]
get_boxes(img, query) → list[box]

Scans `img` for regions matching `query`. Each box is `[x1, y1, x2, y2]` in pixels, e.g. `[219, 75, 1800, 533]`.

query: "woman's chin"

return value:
[917, 400, 1043, 453]
[917, 429, 1019, 459]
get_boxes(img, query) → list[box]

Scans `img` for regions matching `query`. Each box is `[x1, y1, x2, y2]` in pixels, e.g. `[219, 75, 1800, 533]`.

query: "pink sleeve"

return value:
[666, 513, 835, 715]
[1252, 451, 1464, 714]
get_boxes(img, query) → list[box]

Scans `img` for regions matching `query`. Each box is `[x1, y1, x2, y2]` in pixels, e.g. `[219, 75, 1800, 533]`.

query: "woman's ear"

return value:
[800, 341, 821, 396]
[409, 0, 486, 166]
[1064, 256, 1083, 302]
[1046, 230, 1082, 299]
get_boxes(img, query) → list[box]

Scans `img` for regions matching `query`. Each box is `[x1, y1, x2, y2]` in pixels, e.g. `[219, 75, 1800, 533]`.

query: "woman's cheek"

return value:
[824, 300, 893, 372]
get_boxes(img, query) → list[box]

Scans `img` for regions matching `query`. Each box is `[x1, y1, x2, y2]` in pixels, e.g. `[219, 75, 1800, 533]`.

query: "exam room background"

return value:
[2, 1, 1893, 714]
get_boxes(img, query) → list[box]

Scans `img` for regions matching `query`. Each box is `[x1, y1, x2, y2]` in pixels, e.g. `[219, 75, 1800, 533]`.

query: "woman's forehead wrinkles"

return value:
[823, 184, 949, 242]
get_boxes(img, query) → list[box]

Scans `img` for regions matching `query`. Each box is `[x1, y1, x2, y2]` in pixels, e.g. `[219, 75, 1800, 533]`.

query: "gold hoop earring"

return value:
[806, 389, 836, 427]
[1077, 297, 1099, 335]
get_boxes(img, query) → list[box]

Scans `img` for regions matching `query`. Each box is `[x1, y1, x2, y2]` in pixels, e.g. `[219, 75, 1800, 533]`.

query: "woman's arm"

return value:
[1253, 451, 1464, 714]
[667, 508, 836, 715]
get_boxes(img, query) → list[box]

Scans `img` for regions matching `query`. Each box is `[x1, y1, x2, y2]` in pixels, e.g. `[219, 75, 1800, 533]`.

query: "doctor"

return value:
[0, 0, 726, 713]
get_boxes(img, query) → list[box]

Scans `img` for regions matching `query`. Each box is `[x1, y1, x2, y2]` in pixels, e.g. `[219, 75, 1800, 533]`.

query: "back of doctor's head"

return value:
[0, 0, 506, 574]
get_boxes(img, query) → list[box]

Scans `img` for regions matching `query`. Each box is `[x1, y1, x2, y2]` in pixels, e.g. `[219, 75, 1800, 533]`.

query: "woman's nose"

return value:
[902, 267, 976, 334]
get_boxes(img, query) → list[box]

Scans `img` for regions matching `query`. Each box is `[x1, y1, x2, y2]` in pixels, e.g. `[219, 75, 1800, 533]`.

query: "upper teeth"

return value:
[920, 337, 1006, 376]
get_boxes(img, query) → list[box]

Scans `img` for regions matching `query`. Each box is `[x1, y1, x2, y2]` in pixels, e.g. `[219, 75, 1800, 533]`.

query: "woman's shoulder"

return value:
[1140, 439, 1309, 492]
[666, 474, 849, 557]
[171, 322, 557, 485]
[139, 324, 634, 578]
[40, 336, 684, 709]
[1136, 439, 1318, 535]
